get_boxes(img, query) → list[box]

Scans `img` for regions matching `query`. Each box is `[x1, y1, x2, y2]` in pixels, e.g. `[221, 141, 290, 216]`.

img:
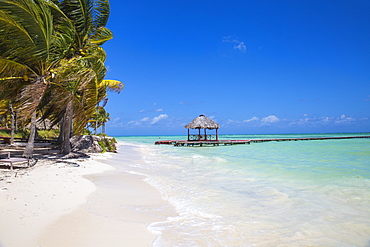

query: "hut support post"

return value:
[204, 129, 207, 140]
[216, 129, 218, 141]
[198, 129, 201, 141]
[187, 129, 190, 141]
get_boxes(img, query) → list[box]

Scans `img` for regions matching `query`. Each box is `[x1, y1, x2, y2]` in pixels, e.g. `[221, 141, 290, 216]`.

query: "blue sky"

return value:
[103, 0, 370, 136]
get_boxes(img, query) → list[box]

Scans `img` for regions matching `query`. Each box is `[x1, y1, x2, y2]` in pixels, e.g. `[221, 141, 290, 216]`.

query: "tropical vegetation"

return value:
[0, 0, 123, 157]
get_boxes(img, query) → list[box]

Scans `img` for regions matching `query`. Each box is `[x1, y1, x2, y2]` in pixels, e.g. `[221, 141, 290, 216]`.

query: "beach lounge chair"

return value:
[0, 153, 30, 170]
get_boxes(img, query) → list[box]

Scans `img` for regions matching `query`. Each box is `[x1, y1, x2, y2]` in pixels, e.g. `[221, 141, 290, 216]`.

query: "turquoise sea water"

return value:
[115, 133, 370, 246]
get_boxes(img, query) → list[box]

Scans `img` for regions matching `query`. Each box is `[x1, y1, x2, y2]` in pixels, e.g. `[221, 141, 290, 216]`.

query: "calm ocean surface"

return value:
[114, 133, 370, 246]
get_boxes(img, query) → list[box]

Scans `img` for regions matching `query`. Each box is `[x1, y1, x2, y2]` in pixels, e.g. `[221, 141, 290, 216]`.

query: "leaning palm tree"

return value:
[47, 0, 123, 154]
[42, 52, 103, 154]
[0, 0, 75, 157]
[1, 0, 122, 155]
[43, 54, 123, 154]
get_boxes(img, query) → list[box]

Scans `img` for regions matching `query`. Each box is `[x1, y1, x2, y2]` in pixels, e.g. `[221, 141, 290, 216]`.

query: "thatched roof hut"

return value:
[185, 115, 219, 129]
[184, 115, 219, 141]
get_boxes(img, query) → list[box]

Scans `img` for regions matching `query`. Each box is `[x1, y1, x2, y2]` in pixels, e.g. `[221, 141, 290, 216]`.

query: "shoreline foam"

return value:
[113, 136, 370, 246]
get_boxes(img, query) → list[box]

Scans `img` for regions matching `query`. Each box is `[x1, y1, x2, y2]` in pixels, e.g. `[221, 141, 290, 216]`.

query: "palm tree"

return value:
[47, 0, 123, 154]
[43, 49, 106, 153]
[1, 0, 122, 155]
[100, 110, 110, 134]
[88, 104, 110, 134]
[0, 0, 75, 157]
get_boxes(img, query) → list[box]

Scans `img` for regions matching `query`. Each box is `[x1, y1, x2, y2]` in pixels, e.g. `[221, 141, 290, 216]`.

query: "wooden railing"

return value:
[188, 135, 217, 141]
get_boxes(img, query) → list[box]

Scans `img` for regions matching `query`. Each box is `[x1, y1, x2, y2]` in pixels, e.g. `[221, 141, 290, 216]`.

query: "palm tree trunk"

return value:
[60, 101, 73, 154]
[95, 119, 98, 135]
[57, 117, 65, 144]
[9, 104, 15, 145]
[15, 109, 18, 131]
[23, 111, 36, 158]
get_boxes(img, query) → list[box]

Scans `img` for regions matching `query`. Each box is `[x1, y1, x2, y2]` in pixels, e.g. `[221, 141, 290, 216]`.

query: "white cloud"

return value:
[261, 115, 280, 123]
[140, 117, 149, 122]
[156, 108, 164, 112]
[334, 114, 355, 124]
[321, 116, 331, 123]
[178, 101, 203, 106]
[243, 116, 259, 122]
[289, 114, 365, 127]
[234, 42, 246, 52]
[225, 119, 241, 125]
[291, 118, 310, 126]
[126, 120, 140, 126]
[222, 36, 247, 53]
[151, 114, 168, 124]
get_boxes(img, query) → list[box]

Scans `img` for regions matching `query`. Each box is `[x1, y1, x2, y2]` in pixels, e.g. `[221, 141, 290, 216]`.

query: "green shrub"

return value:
[97, 140, 107, 153]
[97, 137, 117, 153]
[38, 129, 59, 139]
[82, 129, 92, 135]
[0, 129, 29, 138]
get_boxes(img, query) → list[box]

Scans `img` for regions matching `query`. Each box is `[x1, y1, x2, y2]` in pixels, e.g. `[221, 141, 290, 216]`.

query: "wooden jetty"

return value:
[155, 140, 251, 146]
[158, 115, 370, 146]
[155, 135, 370, 147]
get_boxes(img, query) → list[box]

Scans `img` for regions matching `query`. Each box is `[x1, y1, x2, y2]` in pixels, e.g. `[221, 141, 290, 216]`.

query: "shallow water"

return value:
[115, 133, 370, 246]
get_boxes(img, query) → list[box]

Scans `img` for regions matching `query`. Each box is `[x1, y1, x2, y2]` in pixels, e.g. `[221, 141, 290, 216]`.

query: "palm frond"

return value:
[92, 0, 110, 29]
[1, 0, 54, 63]
[43, 0, 76, 65]
[0, 59, 29, 101]
[0, 58, 30, 78]
[99, 80, 124, 93]
[0, 2, 39, 63]
[16, 80, 48, 120]
[55, 0, 92, 38]
[89, 26, 112, 45]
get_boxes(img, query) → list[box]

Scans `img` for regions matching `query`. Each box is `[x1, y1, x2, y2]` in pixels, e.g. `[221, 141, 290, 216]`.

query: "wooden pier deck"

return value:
[155, 135, 370, 146]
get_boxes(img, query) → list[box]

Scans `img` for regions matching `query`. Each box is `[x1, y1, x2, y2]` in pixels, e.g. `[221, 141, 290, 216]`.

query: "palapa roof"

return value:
[184, 115, 220, 129]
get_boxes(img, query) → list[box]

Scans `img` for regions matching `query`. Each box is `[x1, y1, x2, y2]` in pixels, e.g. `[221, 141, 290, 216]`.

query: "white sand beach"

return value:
[0, 151, 176, 247]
